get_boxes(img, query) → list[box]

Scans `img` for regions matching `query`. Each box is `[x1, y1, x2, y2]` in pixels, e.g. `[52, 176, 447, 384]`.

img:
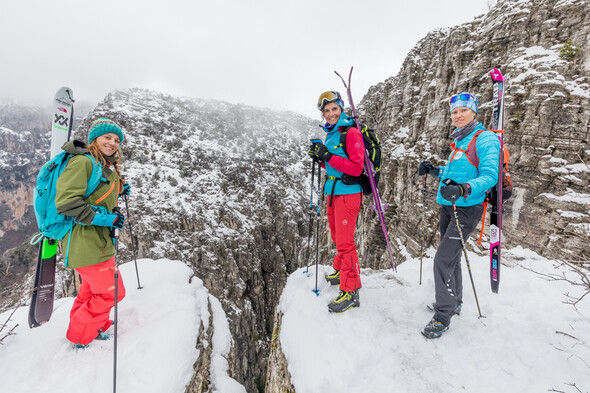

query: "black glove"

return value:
[440, 179, 471, 202]
[313, 143, 333, 162]
[308, 144, 323, 162]
[419, 161, 439, 177]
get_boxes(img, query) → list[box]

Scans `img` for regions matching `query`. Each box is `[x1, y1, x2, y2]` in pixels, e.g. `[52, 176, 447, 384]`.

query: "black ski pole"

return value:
[420, 174, 427, 285]
[123, 194, 142, 289]
[451, 202, 484, 318]
[304, 159, 316, 274]
[109, 207, 121, 393]
[313, 162, 321, 296]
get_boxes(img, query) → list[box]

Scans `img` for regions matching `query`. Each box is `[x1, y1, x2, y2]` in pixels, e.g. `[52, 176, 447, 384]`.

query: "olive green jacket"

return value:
[55, 141, 121, 268]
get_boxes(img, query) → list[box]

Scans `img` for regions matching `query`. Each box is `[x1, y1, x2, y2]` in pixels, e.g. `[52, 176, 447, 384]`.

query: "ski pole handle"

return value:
[110, 207, 122, 239]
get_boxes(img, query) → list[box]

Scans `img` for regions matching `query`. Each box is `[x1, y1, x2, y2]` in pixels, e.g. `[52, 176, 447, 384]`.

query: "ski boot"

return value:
[325, 269, 340, 285]
[328, 289, 360, 313]
[421, 317, 449, 339]
[95, 332, 113, 340]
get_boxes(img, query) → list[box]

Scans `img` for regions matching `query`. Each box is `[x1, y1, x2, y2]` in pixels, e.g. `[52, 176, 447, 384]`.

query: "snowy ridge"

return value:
[0, 259, 250, 393]
[278, 247, 590, 392]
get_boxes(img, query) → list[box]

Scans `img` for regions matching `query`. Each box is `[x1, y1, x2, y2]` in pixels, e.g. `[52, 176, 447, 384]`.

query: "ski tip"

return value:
[489, 68, 504, 82]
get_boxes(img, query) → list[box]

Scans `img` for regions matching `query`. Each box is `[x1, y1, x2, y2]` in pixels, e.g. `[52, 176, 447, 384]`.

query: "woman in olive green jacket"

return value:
[55, 118, 128, 347]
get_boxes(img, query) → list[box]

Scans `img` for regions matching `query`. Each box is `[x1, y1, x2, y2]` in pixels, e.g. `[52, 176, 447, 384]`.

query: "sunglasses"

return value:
[317, 91, 341, 110]
[449, 93, 479, 106]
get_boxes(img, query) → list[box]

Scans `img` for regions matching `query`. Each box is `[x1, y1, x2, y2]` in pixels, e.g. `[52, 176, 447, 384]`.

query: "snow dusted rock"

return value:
[356, 0, 590, 267]
[264, 311, 295, 393]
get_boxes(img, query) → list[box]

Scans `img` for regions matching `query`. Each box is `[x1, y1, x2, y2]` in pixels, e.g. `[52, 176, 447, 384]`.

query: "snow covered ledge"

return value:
[0, 259, 248, 393]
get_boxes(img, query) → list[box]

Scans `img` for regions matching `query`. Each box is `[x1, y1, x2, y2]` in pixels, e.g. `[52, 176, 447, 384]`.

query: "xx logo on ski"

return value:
[54, 114, 70, 127]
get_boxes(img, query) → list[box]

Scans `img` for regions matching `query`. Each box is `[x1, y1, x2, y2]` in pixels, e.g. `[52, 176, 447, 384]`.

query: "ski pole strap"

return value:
[478, 201, 489, 245]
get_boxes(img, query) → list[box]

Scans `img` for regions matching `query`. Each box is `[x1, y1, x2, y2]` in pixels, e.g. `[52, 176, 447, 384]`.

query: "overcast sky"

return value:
[2, 0, 492, 119]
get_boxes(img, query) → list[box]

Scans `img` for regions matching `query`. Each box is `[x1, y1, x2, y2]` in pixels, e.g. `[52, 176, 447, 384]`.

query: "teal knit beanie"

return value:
[88, 118, 124, 144]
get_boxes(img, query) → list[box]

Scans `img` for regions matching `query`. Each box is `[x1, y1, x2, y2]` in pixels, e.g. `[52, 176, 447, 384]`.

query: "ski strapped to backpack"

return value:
[338, 124, 382, 193]
[31, 143, 106, 266]
[335, 67, 397, 271]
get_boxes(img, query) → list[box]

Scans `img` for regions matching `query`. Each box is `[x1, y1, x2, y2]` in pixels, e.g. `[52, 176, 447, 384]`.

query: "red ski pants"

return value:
[66, 256, 125, 345]
[327, 193, 362, 292]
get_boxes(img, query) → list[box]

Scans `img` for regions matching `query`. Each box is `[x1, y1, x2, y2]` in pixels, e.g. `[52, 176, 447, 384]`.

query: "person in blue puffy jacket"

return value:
[418, 92, 500, 338]
[308, 91, 365, 314]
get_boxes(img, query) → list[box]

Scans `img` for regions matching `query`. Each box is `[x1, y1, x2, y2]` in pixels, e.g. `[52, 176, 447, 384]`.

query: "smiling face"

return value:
[450, 107, 476, 128]
[95, 133, 121, 157]
[322, 102, 342, 126]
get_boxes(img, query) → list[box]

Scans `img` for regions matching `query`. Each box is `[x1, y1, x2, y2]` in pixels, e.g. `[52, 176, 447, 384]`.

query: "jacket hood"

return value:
[62, 140, 89, 156]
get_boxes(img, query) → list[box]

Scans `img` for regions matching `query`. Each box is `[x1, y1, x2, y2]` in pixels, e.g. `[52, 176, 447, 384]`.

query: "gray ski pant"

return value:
[433, 204, 484, 326]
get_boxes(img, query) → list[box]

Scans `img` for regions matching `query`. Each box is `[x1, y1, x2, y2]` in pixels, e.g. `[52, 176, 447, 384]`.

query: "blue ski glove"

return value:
[440, 179, 471, 202]
[91, 210, 125, 229]
[120, 183, 131, 196]
[312, 143, 333, 162]
[419, 161, 439, 177]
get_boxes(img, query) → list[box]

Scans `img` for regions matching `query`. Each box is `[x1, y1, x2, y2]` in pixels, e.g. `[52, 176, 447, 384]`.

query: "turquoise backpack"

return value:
[32, 150, 104, 243]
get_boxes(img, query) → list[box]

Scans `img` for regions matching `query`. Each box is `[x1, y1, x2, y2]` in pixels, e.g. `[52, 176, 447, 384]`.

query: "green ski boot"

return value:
[325, 269, 340, 285]
[328, 289, 360, 313]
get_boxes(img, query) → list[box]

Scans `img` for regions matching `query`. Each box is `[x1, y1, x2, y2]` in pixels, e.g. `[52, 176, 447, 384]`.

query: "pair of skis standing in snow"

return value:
[306, 68, 507, 339]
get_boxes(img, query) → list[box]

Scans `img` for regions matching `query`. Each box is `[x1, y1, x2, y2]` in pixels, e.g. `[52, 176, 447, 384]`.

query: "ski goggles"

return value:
[317, 91, 344, 111]
[449, 92, 479, 114]
[449, 93, 479, 105]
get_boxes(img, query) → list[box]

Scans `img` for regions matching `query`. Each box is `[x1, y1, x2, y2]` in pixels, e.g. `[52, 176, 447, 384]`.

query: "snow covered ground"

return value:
[0, 259, 245, 393]
[1, 249, 589, 393]
[280, 246, 590, 393]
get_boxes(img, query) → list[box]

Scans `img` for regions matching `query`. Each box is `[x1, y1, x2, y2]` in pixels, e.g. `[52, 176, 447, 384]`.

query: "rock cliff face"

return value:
[353, 0, 590, 269]
[0, 107, 51, 303]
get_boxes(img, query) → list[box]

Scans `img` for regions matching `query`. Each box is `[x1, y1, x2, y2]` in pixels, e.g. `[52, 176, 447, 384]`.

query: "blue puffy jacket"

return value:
[436, 122, 500, 207]
[321, 113, 364, 196]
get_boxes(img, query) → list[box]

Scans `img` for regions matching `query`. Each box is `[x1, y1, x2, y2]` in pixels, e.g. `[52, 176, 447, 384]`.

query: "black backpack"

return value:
[338, 123, 382, 196]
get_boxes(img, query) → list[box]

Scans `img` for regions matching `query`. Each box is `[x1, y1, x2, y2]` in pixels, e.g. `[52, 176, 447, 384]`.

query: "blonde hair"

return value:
[87, 140, 124, 182]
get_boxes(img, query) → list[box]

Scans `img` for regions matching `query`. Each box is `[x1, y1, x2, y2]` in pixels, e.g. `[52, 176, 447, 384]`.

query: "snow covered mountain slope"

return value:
[0, 259, 247, 393]
[2, 249, 587, 393]
[268, 247, 590, 393]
